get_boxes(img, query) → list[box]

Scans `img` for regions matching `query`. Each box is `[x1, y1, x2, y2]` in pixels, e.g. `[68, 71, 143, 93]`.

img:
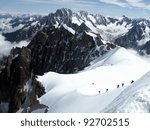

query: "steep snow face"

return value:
[72, 16, 82, 26]
[37, 47, 150, 113]
[84, 47, 149, 70]
[85, 32, 97, 37]
[84, 21, 98, 33]
[104, 71, 150, 113]
[88, 15, 96, 23]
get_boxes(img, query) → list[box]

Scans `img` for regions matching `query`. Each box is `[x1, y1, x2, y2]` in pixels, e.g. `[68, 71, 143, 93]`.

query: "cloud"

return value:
[126, 0, 150, 9]
[23, 0, 97, 5]
[22, 0, 150, 12]
[99, 0, 128, 7]
[0, 34, 29, 59]
[99, 0, 150, 10]
[21, 0, 99, 12]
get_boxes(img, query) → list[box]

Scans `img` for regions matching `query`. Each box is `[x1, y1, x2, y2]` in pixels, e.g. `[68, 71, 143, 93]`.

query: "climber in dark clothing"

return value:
[131, 80, 134, 84]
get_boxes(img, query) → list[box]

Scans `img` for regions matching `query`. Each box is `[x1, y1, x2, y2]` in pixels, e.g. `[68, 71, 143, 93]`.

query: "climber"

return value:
[117, 85, 119, 88]
[131, 80, 134, 84]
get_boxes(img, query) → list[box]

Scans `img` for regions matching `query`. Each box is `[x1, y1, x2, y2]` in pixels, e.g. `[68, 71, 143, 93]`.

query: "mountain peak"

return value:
[79, 10, 88, 17]
[120, 15, 131, 21]
[55, 8, 72, 16]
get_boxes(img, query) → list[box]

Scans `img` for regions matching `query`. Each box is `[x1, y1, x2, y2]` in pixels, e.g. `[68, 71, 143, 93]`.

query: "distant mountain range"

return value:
[1, 8, 150, 54]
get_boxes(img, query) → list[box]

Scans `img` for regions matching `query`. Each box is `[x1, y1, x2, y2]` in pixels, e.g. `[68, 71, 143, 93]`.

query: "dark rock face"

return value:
[0, 47, 31, 112]
[140, 41, 150, 54]
[9, 47, 31, 112]
[29, 26, 115, 75]
[0, 8, 117, 112]
[0, 46, 46, 112]
[114, 24, 144, 49]
[0, 24, 116, 112]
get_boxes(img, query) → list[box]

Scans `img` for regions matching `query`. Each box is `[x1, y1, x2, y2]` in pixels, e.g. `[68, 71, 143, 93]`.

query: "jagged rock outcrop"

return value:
[0, 47, 45, 112]
[140, 40, 150, 55]
[28, 26, 116, 74]
[0, 47, 32, 112]
[0, 24, 116, 112]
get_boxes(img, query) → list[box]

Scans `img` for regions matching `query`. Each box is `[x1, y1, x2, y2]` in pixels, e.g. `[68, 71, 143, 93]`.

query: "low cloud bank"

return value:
[0, 34, 29, 59]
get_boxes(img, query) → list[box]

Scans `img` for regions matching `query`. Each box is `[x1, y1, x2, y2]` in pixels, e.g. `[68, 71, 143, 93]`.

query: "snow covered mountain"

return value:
[35, 47, 150, 113]
[0, 8, 150, 113]
[0, 13, 42, 42]
[0, 8, 150, 54]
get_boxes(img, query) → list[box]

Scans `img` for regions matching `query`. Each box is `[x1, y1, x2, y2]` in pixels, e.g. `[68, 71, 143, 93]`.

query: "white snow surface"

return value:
[37, 47, 150, 113]
[85, 32, 97, 37]
[88, 15, 96, 23]
[85, 21, 98, 33]
[31, 21, 38, 26]
[104, 71, 150, 113]
[72, 16, 82, 26]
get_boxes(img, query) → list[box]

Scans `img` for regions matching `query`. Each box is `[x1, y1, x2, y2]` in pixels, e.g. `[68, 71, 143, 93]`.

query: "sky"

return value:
[0, 0, 150, 19]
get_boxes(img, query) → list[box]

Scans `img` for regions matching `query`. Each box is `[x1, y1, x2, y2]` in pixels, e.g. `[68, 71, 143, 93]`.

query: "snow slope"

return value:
[104, 71, 150, 113]
[37, 47, 150, 113]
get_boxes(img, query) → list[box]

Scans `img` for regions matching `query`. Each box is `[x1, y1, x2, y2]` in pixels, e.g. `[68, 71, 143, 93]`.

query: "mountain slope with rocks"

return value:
[0, 8, 150, 113]
[1, 8, 150, 55]
[0, 24, 115, 112]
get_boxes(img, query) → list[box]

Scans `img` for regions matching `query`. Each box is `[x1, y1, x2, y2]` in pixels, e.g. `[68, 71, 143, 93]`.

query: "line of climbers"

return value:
[92, 80, 135, 94]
